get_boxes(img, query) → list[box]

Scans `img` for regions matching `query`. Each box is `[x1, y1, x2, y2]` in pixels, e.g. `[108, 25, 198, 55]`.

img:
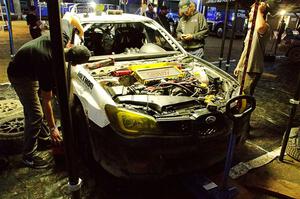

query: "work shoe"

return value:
[22, 155, 49, 169]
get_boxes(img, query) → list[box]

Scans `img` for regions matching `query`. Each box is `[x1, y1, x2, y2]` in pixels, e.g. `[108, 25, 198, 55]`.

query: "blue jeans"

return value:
[8, 76, 43, 158]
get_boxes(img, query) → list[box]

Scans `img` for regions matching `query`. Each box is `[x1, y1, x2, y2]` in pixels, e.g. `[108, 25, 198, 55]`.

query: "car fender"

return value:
[71, 65, 116, 127]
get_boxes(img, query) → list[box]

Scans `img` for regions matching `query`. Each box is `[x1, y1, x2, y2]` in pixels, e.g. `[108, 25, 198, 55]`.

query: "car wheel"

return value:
[287, 46, 300, 63]
[0, 99, 23, 121]
[0, 115, 24, 155]
[286, 143, 300, 161]
[71, 98, 94, 167]
[286, 128, 300, 161]
[216, 26, 223, 38]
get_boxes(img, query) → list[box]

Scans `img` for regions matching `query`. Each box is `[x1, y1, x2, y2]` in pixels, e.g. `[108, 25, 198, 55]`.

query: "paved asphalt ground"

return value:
[1, 20, 300, 199]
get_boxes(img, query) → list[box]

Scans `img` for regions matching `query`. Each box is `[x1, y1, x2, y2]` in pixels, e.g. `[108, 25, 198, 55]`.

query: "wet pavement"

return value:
[1, 21, 300, 199]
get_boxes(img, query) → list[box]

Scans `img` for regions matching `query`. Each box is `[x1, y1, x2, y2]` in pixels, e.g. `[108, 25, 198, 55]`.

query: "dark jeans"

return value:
[9, 76, 43, 158]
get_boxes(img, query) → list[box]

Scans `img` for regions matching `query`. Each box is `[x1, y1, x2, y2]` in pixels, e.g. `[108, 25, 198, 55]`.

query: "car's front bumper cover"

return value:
[88, 115, 234, 179]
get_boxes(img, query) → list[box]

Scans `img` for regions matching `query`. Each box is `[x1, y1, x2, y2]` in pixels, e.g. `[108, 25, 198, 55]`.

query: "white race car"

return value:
[70, 10, 241, 178]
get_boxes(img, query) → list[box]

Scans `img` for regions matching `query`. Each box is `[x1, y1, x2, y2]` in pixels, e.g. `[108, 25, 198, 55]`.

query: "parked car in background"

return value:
[69, 9, 241, 179]
[278, 28, 300, 62]
[206, 6, 247, 38]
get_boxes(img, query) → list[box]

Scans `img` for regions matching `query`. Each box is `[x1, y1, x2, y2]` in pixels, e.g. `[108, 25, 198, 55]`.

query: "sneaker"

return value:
[22, 156, 49, 169]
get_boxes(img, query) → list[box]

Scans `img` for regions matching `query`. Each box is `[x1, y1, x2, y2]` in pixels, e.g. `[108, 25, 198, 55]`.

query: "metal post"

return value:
[279, 73, 300, 161]
[34, 0, 39, 15]
[38, 0, 42, 21]
[46, 1, 81, 199]
[274, 17, 285, 55]
[225, 0, 238, 72]
[218, 0, 230, 69]
[3, 0, 15, 57]
[0, 4, 5, 28]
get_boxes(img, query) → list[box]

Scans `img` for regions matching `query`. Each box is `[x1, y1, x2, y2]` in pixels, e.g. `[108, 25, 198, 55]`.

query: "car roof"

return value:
[77, 12, 153, 24]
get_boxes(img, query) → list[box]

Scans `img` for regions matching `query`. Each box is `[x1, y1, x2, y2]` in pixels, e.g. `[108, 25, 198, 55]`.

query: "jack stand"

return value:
[182, 95, 256, 199]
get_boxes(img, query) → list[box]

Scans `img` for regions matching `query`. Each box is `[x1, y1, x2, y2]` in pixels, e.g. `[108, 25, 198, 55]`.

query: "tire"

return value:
[0, 99, 23, 121]
[0, 115, 24, 155]
[287, 46, 300, 63]
[286, 128, 300, 162]
[286, 144, 300, 161]
[71, 98, 94, 167]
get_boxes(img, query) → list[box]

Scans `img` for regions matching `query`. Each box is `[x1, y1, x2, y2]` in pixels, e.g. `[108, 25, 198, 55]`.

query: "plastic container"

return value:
[192, 67, 209, 85]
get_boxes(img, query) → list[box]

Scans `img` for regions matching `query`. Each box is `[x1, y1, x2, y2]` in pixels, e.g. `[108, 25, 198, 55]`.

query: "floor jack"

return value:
[182, 95, 256, 199]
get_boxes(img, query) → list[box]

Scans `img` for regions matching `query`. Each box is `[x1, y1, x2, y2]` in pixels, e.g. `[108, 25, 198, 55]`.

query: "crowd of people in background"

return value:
[144, 1, 209, 58]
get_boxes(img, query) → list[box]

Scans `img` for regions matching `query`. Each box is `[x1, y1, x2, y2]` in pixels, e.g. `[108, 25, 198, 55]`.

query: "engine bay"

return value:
[85, 55, 238, 118]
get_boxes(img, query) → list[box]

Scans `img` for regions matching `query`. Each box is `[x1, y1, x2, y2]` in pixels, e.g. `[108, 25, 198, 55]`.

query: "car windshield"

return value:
[82, 21, 178, 57]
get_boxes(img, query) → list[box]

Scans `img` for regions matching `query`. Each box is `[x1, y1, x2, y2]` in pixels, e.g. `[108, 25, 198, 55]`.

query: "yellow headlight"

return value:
[105, 104, 158, 135]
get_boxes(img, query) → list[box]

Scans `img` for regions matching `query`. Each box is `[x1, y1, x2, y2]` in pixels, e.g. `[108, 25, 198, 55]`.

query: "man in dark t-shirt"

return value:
[7, 14, 90, 169]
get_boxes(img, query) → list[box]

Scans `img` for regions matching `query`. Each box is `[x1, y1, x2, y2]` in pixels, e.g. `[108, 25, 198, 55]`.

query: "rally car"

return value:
[70, 10, 241, 178]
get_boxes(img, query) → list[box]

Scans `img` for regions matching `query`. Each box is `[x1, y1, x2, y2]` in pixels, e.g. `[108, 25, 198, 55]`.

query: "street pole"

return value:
[3, 0, 15, 57]
[218, 0, 230, 69]
[46, 1, 81, 199]
[274, 16, 285, 56]
[38, 0, 42, 21]
[225, 0, 238, 72]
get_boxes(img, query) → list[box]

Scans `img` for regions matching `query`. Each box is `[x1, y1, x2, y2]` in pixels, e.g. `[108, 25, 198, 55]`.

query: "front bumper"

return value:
[89, 117, 233, 179]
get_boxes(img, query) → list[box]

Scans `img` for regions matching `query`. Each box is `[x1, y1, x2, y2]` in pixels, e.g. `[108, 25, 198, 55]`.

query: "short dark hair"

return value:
[65, 45, 91, 65]
[160, 5, 168, 10]
[148, 3, 155, 7]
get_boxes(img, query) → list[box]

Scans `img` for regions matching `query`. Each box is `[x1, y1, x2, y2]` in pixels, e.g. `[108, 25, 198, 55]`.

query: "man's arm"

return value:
[176, 19, 183, 40]
[63, 12, 84, 38]
[192, 13, 209, 40]
[256, 2, 268, 35]
[40, 90, 62, 144]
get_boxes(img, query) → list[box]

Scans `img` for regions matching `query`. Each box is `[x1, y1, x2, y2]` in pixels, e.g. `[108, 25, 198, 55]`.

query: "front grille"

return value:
[157, 113, 230, 139]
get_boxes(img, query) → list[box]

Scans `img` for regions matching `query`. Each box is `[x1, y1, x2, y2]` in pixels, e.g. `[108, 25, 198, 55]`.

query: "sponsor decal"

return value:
[78, 72, 94, 90]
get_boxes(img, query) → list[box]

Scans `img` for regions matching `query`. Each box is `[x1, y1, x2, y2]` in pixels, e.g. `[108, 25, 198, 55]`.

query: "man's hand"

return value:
[181, 34, 193, 41]
[50, 127, 62, 145]
[258, 2, 267, 14]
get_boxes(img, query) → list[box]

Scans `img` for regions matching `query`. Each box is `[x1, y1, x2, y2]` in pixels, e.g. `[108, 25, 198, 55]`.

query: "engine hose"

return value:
[159, 82, 194, 95]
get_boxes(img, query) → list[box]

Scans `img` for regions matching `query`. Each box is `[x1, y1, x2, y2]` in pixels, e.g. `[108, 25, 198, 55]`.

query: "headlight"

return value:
[105, 104, 158, 135]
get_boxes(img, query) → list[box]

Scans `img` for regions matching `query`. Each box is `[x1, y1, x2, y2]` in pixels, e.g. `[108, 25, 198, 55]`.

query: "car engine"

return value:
[86, 55, 238, 120]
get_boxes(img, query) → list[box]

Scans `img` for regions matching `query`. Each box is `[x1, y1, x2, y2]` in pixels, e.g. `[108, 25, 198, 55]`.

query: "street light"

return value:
[279, 9, 286, 16]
